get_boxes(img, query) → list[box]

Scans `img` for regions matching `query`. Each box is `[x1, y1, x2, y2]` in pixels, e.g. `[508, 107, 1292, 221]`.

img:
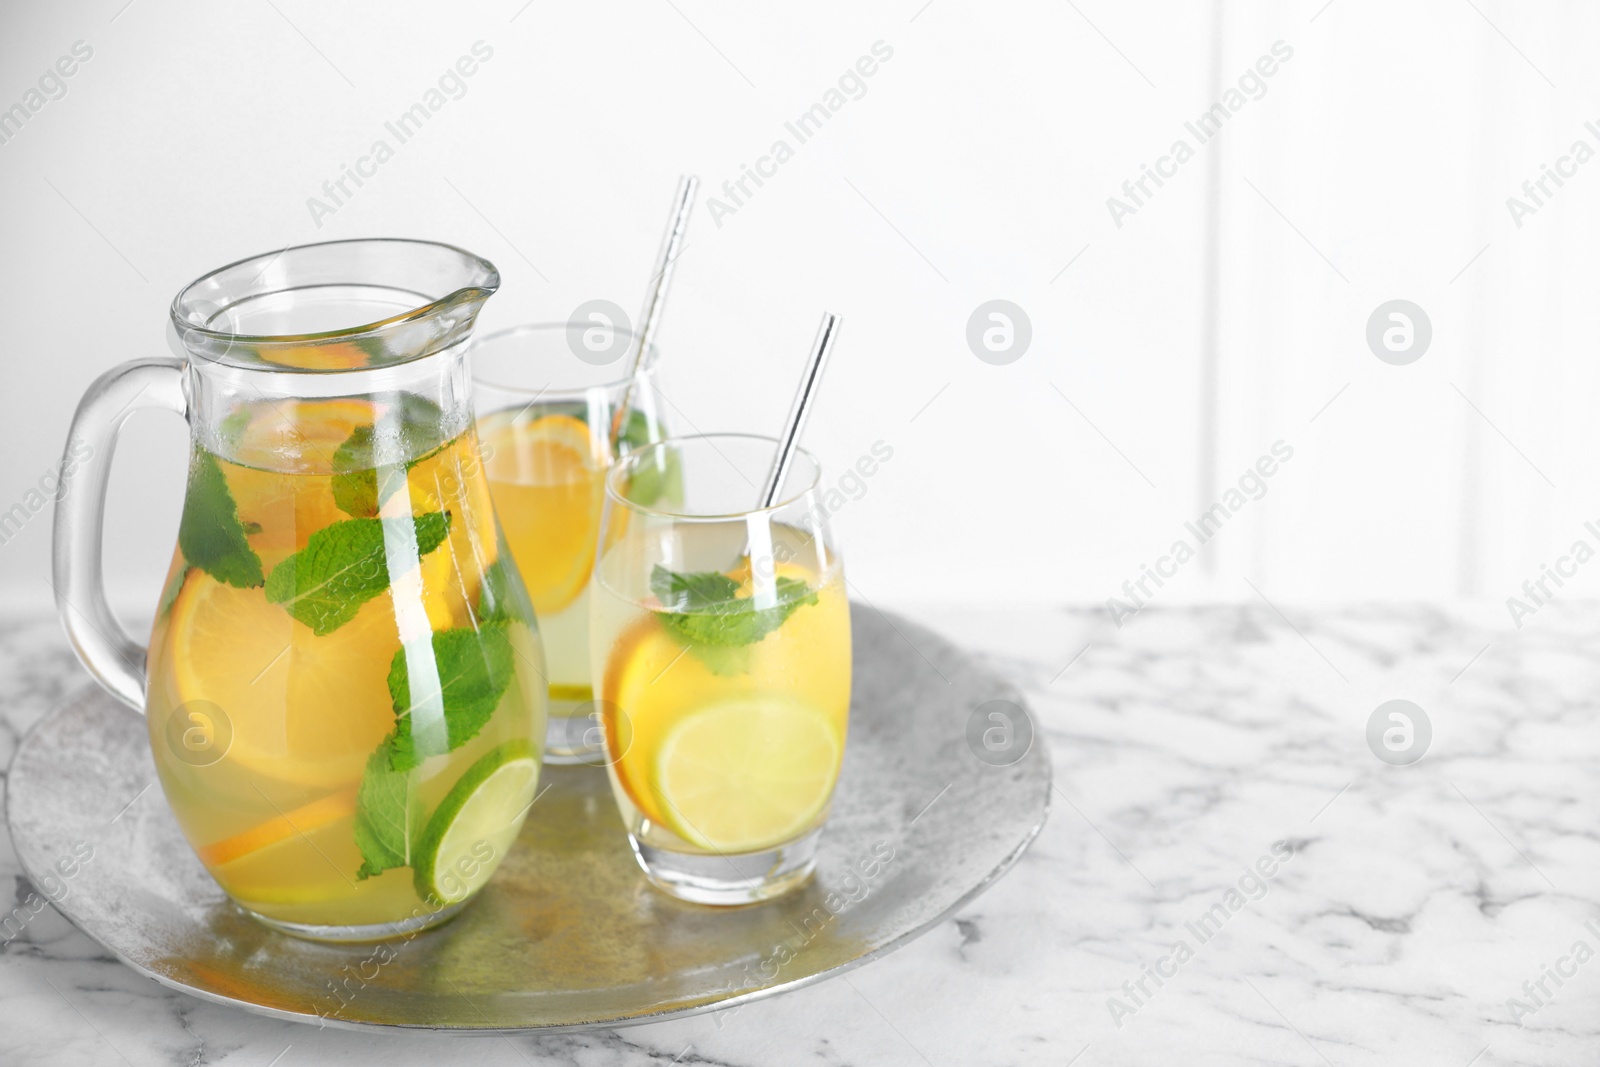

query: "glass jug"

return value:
[53, 239, 548, 941]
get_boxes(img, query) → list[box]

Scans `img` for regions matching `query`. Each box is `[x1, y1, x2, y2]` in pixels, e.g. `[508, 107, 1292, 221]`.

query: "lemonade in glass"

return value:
[471, 323, 668, 762]
[592, 435, 851, 904]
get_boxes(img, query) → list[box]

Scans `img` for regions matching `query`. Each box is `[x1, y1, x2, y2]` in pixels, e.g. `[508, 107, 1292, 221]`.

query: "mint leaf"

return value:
[625, 437, 680, 508]
[156, 563, 191, 621]
[649, 564, 818, 654]
[330, 425, 381, 518]
[330, 395, 450, 518]
[178, 449, 264, 588]
[353, 735, 422, 880]
[217, 407, 252, 446]
[651, 566, 740, 610]
[330, 425, 410, 518]
[387, 624, 515, 772]
[478, 556, 535, 627]
[264, 512, 451, 635]
[617, 408, 655, 452]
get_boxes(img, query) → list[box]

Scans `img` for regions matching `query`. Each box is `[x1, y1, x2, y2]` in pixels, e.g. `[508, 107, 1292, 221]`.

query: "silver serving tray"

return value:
[6, 605, 1050, 1033]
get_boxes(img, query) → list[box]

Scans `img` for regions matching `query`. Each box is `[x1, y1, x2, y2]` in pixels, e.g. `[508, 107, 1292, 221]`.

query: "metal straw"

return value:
[609, 174, 699, 448]
[758, 313, 842, 508]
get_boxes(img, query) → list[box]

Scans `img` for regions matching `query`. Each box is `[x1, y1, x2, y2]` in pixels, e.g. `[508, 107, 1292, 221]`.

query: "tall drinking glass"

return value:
[471, 323, 667, 762]
[591, 435, 852, 904]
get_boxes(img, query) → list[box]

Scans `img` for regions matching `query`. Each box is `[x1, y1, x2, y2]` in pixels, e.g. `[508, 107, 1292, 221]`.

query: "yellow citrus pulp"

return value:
[598, 562, 852, 854]
[479, 412, 605, 616]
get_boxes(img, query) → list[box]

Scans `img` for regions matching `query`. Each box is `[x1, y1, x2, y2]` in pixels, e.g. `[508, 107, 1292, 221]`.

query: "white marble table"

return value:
[2, 602, 1596, 1066]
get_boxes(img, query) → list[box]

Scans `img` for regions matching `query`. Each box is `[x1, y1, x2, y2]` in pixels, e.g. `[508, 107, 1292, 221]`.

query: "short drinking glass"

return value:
[592, 434, 852, 904]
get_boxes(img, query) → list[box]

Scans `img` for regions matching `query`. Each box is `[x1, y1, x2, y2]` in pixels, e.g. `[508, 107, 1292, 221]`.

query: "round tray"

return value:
[6, 605, 1050, 1032]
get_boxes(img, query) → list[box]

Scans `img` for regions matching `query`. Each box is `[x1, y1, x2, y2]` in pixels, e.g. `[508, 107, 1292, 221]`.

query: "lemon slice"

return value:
[481, 411, 604, 478]
[197, 786, 358, 869]
[261, 341, 374, 371]
[413, 740, 540, 904]
[479, 412, 605, 615]
[167, 570, 404, 789]
[652, 696, 841, 853]
[201, 803, 365, 907]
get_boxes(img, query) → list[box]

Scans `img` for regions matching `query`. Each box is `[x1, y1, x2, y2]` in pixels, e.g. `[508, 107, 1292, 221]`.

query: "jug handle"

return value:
[52, 358, 187, 713]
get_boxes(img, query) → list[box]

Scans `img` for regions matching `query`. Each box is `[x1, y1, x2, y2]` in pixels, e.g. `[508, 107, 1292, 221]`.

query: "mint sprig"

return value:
[351, 621, 519, 879]
[386, 624, 516, 772]
[177, 449, 264, 588]
[650, 563, 817, 655]
[477, 555, 535, 627]
[264, 512, 451, 635]
[353, 739, 423, 880]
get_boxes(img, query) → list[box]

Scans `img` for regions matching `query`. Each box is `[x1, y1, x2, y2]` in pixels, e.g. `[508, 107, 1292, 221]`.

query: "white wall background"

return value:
[0, 0, 1587, 622]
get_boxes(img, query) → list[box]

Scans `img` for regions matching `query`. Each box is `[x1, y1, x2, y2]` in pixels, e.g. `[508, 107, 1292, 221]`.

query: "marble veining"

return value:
[3, 602, 1599, 1065]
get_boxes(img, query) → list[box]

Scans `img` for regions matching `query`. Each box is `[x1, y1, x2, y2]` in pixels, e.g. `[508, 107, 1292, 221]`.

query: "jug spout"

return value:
[170, 238, 499, 373]
[164, 239, 501, 475]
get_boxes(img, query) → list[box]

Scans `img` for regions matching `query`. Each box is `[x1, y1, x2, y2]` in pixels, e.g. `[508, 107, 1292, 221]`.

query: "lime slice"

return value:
[652, 696, 842, 853]
[413, 740, 540, 905]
